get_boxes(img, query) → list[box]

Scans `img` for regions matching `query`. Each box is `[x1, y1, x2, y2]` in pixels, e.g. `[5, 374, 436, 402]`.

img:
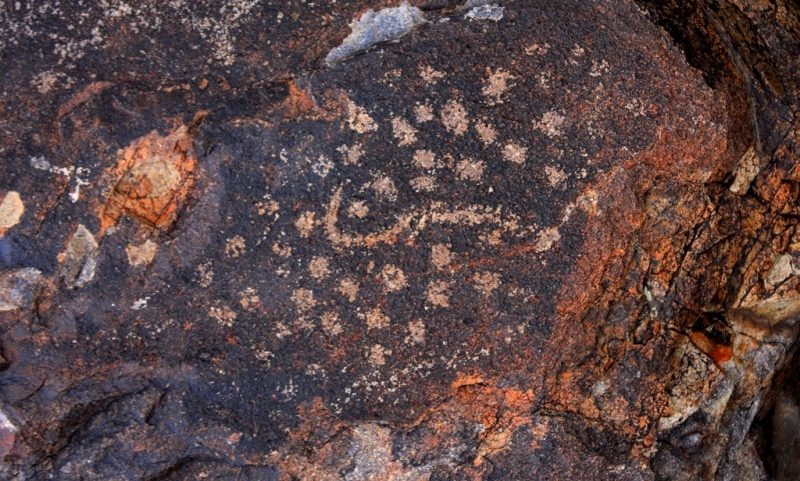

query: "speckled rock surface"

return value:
[1, 1, 799, 480]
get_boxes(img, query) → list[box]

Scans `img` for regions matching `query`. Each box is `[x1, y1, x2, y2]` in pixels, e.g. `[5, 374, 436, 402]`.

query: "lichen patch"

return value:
[440, 100, 469, 136]
[533, 111, 566, 138]
[534, 227, 561, 252]
[431, 244, 452, 270]
[419, 65, 445, 84]
[238, 288, 260, 312]
[456, 158, 485, 182]
[345, 101, 378, 133]
[474, 272, 502, 296]
[338, 278, 359, 302]
[391, 117, 418, 146]
[321, 311, 343, 336]
[348, 200, 370, 219]
[475, 121, 497, 146]
[545, 165, 567, 187]
[337, 143, 365, 165]
[413, 149, 436, 169]
[371, 176, 398, 201]
[309, 256, 331, 280]
[365, 307, 390, 330]
[410, 176, 436, 192]
[209, 302, 237, 327]
[482, 68, 516, 105]
[406, 319, 426, 344]
[502, 143, 528, 164]
[367, 344, 391, 366]
[380, 264, 408, 292]
[414, 103, 435, 123]
[224, 235, 246, 258]
[295, 211, 317, 238]
[291, 288, 317, 312]
[427, 280, 452, 307]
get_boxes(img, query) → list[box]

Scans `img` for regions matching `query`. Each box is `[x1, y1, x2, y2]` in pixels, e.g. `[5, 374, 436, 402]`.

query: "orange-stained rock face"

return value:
[99, 125, 197, 235]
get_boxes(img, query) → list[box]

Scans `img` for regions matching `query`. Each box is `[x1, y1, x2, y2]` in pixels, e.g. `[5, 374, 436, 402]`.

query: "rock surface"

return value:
[0, 1, 798, 480]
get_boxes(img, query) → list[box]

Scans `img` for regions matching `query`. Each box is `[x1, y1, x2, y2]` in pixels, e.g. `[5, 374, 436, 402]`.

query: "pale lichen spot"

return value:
[295, 211, 316, 238]
[311, 155, 334, 178]
[224, 235, 246, 258]
[274, 321, 292, 339]
[380, 264, 407, 292]
[321, 311, 343, 336]
[338, 278, 359, 302]
[440, 100, 469, 136]
[419, 65, 445, 84]
[309, 256, 331, 280]
[577, 188, 599, 215]
[126, 239, 158, 267]
[413, 149, 436, 169]
[473, 272, 502, 296]
[346, 100, 378, 133]
[256, 200, 279, 216]
[502, 142, 528, 164]
[272, 242, 293, 257]
[431, 244, 452, 270]
[414, 103, 435, 123]
[391, 117, 418, 146]
[589, 59, 610, 77]
[482, 68, 515, 105]
[410, 175, 436, 192]
[475, 121, 497, 145]
[426, 279, 452, 307]
[455, 158, 485, 182]
[337, 143, 365, 165]
[368, 344, 391, 366]
[209, 302, 237, 327]
[571, 44, 585, 57]
[534, 111, 566, 138]
[406, 319, 426, 344]
[365, 307, 390, 330]
[371, 176, 398, 201]
[524, 43, 550, 56]
[480, 229, 504, 246]
[534, 227, 561, 253]
[348, 200, 370, 219]
[239, 287, 261, 312]
[545, 165, 567, 187]
[0, 191, 24, 236]
[196, 261, 214, 288]
[291, 288, 316, 312]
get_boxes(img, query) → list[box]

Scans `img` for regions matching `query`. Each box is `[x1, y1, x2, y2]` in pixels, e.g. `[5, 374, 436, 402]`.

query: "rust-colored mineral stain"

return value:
[99, 125, 197, 236]
[689, 331, 734, 366]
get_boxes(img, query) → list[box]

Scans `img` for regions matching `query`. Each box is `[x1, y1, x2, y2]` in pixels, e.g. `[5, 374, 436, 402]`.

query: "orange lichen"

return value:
[99, 124, 198, 236]
[279, 79, 318, 118]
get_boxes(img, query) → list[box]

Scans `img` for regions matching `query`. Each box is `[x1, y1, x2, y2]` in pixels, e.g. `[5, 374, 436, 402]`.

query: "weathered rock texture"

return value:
[0, 1, 798, 480]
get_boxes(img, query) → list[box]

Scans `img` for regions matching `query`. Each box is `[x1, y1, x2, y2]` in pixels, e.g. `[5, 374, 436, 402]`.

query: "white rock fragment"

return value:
[465, 3, 505, 22]
[0, 268, 42, 312]
[60, 224, 98, 289]
[729, 146, 761, 195]
[325, 2, 427, 65]
[0, 191, 24, 234]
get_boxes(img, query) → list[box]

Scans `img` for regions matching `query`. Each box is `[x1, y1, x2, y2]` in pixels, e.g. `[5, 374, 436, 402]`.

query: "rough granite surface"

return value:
[0, 1, 799, 480]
